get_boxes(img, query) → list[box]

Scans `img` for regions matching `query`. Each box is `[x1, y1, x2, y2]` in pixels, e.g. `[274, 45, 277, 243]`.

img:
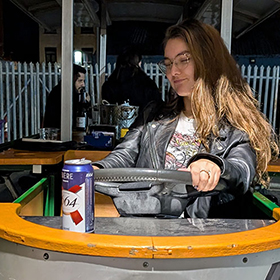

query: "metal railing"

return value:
[0, 61, 279, 143]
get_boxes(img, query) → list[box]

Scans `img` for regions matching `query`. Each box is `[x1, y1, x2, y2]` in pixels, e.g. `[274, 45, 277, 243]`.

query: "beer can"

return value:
[62, 159, 94, 233]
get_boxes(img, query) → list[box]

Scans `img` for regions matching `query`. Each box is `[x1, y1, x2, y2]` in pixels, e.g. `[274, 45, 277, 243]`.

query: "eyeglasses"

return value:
[157, 52, 191, 74]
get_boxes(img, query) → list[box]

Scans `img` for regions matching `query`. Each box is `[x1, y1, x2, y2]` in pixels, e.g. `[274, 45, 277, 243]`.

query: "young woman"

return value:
[93, 19, 279, 218]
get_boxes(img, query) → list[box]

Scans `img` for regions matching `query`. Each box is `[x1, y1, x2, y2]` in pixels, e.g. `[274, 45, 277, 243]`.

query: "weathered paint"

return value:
[1, 203, 280, 259]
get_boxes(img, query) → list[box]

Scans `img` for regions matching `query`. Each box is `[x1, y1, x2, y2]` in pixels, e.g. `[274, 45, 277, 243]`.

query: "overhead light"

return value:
[74, 50, 83, 65]
[250, 58, 256, 64]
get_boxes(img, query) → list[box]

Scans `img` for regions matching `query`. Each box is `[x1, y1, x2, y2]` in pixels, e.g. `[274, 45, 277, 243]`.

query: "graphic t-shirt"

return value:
[165, 112, 212, 218]
[165, 112, 200, 169]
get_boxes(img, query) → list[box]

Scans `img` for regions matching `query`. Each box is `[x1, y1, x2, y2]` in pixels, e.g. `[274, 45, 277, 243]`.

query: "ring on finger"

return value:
[200, 169, 211, 179]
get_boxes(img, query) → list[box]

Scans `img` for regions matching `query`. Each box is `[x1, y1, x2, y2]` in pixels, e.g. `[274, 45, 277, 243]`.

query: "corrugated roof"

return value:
[7, 0, 280, 55]
[8, 0, 280, 36]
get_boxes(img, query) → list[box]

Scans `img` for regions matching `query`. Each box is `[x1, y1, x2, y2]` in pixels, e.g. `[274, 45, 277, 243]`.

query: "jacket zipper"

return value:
[148, 123, 159, 169]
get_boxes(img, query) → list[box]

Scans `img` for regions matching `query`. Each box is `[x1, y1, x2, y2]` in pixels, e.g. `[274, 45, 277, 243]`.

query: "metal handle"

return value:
[94, 168, 226, 192]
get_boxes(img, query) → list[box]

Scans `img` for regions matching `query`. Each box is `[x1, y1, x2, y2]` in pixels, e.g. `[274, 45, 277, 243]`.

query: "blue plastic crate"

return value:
[84, 132, 115, 149]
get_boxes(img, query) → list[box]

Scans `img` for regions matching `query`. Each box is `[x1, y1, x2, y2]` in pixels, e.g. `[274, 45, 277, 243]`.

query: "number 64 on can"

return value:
[62, 159, 94, 233]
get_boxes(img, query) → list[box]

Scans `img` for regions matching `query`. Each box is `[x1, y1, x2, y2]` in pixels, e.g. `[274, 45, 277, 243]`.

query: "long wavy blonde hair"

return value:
[164, 19, 279, 186]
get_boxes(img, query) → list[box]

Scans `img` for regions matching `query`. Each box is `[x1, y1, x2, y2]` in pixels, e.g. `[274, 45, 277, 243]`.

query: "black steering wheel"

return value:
[94, 168, 226, 218]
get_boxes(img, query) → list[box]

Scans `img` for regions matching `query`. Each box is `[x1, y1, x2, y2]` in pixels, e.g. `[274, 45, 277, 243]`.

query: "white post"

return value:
[98, 2, 107, 103]
[60, 0, 73, 141]
[220, 0, 233, 53]
[99, 31, 107, 100]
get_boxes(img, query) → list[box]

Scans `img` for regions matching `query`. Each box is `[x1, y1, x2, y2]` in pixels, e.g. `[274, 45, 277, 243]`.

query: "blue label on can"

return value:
[62, 159, 94, 233]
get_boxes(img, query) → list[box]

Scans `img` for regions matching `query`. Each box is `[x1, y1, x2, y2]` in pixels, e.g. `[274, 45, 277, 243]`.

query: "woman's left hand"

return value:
[179, 159, 221, 192]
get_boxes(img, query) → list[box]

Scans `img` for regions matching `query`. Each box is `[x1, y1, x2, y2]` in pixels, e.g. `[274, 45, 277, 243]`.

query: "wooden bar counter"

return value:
[0, 148, 66, 216]
[267, 158, 280, 173]
[0, 149, 65, 166]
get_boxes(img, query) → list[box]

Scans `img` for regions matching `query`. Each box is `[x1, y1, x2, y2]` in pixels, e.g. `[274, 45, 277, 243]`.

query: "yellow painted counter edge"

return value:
[1, 203, 280, 259]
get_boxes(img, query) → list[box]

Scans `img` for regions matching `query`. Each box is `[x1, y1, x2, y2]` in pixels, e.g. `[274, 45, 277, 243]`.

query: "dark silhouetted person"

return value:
[101, 47, 162, 112]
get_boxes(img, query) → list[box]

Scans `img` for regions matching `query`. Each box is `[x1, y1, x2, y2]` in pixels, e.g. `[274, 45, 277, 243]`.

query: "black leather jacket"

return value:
[94, 114, 256, 217]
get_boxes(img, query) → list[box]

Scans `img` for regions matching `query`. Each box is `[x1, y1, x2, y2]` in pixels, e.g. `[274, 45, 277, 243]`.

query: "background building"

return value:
[2, 0, 280, 66]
